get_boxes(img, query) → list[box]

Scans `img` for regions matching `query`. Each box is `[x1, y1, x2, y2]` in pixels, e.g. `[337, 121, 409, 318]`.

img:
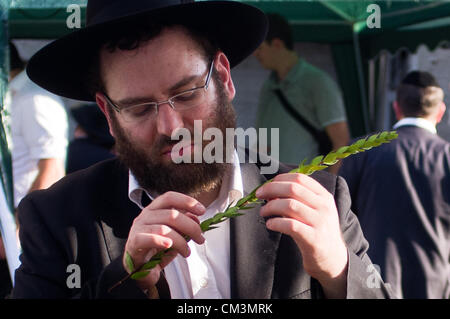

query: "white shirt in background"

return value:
[7, 71, 68, 207]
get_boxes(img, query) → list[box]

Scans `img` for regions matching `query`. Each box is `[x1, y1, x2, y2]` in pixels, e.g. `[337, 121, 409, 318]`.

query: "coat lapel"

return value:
[96, 160, 141, 264]
[230, 162, 281, 298]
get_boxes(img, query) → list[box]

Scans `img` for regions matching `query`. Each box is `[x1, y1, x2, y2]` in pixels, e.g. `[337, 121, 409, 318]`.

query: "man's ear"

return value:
[215, 52, 235, 101]
[270, 38, 285, 50]
[393, 101, 403, 121]
[95, 93, 116, 138]
[436, 102, 446, 124]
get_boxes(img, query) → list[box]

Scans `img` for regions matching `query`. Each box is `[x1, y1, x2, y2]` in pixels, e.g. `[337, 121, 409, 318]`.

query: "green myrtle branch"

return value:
[108, 130, 398, 293]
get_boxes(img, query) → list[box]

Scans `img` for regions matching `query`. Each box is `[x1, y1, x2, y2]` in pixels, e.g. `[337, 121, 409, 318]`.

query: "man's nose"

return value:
[155, 103, 184, 137]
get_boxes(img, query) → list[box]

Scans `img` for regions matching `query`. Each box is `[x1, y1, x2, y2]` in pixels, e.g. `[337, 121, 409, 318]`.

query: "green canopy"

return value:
[7, 0, 450, 137]
[237, 1, 450, 136]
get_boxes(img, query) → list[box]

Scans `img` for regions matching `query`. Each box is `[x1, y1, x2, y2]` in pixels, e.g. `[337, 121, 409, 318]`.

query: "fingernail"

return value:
[195, 203, 206, 213]
[163, 238, 173, 248]
[185, 245, 191, 257]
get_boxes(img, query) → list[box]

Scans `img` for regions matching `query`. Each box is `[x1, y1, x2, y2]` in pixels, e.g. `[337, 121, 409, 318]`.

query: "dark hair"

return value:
[86, 20, 219, 98]
[396, 71, 443, 117]
[9, 41, 25, 71]
[265, 13, 294, 50]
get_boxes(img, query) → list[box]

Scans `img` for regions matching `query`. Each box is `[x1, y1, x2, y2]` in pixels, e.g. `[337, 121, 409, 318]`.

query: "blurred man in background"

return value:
[254, 13, 350, 173]
[66, 103, 115, 174]
[8, 42, 68, 208]
[0, 43, 69, 297]
[339, 71, 450, 298]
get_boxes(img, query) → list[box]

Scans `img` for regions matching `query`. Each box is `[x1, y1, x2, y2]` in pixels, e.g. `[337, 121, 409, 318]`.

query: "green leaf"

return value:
[354, 138, 366, 148]
[295, 158, 308, 173]
[298, 163, 311, 174]
[323, 153, 338, 165]
[125, 251, 134, 272]
[368, 134, 378, 143]
[334, 152, 352, 160]
[131, 271, 150, 280]
[311, 165, 328, 172]
[203, 226, 219, 231]
[311, 155, 324, 166]
[336, 146, 349, 154]
[236, 193, 253, 207]
[379, 131, 388, 139]
[142, 259, 161, 270]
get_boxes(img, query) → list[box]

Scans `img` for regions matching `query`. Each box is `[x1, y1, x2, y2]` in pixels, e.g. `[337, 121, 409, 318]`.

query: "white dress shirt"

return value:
[7, 71, 68, 207]
[128, 150, 243, 298]
[393, 117, 437, 134]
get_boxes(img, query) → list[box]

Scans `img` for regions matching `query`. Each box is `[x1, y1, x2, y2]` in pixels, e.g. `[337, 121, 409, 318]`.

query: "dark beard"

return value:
[110, 84, 236, 197]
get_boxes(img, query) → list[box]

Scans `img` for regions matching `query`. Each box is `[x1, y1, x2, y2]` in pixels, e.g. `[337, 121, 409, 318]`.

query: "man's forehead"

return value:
[99, 25, 210, 100]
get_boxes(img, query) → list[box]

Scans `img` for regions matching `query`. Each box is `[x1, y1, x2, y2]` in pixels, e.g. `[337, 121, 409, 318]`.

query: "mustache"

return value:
[154, 126, 207, 155]
[154, 135, 179, 151]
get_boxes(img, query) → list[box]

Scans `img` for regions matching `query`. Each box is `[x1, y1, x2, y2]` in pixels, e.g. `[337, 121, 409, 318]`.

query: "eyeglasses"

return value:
[103, 60, 215, 123]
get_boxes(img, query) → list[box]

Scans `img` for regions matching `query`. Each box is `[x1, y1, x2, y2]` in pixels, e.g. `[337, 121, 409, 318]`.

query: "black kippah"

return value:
[401, 71, 439, 88]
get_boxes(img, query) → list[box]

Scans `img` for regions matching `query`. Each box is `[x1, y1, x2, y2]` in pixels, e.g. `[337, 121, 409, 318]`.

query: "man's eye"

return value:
[174, 90, 199, 102]
[125, 104, 153, 117]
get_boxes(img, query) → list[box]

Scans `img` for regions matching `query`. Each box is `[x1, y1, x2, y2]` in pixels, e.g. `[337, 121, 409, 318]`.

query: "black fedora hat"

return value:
[26, 0, 268, 102]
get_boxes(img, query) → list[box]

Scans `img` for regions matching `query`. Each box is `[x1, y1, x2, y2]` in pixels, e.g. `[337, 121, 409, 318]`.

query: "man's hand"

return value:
[0, 237, 6, 260]
[256, 173, 348, 298]
[123, 191, 206, 292]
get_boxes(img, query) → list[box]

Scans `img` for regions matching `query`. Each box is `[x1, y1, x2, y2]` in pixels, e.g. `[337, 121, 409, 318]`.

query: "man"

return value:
[12, 0, 391, 299]
[66, 103, 115, 174]
[0, 42, 68, 297]
[8, 42, 68, 208]
[339, 71, 450, 298]
[253, 13, 350, 174]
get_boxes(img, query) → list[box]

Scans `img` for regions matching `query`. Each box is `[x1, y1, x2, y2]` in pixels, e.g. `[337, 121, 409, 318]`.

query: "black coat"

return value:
[340, 125, 450, 298]
[12, 158, 392, 298]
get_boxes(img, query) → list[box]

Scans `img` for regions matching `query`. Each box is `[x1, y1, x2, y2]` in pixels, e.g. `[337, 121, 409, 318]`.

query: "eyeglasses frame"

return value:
[102, 59, 215, 119]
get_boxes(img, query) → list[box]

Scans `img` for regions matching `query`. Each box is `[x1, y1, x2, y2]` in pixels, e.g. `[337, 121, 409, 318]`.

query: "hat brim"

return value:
[26, 1, 268, 102]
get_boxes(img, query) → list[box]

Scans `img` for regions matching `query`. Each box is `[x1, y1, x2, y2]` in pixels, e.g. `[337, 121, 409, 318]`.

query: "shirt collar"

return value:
[268, 58, 304, 89]
[128, 149, 243, 210]
[393, 117, 437, 134]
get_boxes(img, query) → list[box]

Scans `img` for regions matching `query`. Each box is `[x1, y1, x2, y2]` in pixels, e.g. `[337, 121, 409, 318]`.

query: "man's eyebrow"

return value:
[116, 74, 200, 106]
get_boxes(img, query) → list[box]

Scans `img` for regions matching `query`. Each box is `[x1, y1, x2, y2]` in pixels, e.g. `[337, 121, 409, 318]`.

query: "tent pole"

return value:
[352, 28, 370, 133]
[0, 0, 20, 284]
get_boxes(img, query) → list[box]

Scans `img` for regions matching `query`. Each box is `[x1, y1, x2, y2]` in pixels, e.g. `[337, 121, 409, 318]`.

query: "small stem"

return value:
[108, 274, 132, 293]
